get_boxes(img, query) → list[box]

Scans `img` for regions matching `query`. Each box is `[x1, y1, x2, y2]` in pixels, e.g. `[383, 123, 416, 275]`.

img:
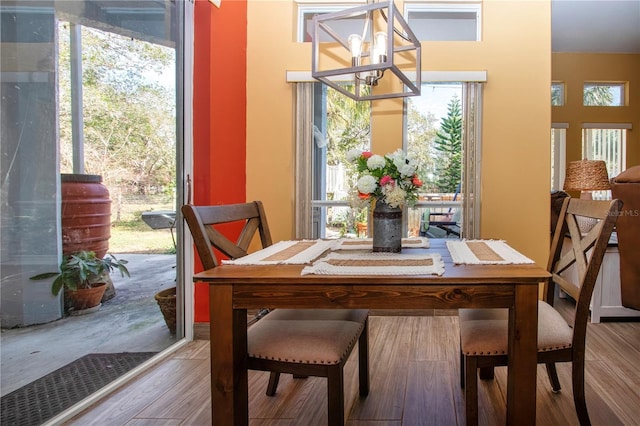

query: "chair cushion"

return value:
[248, 319, 363, 365]
[459, 301, 573, 356]
[263, 309, 369, 324]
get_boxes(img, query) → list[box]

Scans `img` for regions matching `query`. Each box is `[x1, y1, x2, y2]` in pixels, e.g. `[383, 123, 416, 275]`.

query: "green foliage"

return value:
[326, 86, 371, 167]
[30, 251, 130, 296]
[583, 85, 615, 106]
[551, 84, 563, 106]
[57, 22, 176, 197]
[406, 102, 438, 190]
[433, 96, 462, 192]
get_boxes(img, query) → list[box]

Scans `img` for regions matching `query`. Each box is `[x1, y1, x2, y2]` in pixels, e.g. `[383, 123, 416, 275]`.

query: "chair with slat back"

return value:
[182, 201, 369, 425]
[458, 197, 622, 426]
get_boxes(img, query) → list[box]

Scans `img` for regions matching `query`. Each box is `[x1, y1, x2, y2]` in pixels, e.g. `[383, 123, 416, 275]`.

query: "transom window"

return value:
[405, 3, 481, 41]
[583, 82, 626, 106]
[297, 2, 481, 42]
[552, 82, 565, 106]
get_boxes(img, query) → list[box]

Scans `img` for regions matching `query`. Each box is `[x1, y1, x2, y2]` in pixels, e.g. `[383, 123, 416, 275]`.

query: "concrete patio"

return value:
[0, 254, 179, 397]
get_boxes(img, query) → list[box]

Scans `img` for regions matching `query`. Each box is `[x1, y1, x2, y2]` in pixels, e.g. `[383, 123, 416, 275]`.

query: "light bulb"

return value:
[348, 34, 363, 66]
[373, 31, 387, 64]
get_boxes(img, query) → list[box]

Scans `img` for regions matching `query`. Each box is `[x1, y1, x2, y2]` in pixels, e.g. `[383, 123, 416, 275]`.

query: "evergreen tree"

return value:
[433, 96, 462, 193]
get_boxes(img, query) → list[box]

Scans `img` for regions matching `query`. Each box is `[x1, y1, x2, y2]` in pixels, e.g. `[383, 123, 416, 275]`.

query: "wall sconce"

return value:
[311, 0, 421, 101]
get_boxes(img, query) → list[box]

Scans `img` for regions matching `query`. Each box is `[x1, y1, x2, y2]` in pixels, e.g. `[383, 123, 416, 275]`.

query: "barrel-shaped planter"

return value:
[61, 174, 111, 259]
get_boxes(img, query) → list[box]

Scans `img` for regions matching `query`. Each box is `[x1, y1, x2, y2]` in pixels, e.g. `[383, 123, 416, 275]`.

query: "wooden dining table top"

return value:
[194, 239, 549, 284]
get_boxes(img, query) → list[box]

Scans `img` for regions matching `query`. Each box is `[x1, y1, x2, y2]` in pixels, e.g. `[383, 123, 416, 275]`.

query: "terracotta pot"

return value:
[356, 222, 368, 238]
[64, 282, 107, 311]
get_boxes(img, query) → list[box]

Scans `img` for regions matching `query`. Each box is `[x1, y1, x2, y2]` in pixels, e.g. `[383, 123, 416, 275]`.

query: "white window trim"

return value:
[551, 126, 567, 191]
[582, 122, 632, 130]
[404, 2, 482, 42]
[296, 2, 366, 42]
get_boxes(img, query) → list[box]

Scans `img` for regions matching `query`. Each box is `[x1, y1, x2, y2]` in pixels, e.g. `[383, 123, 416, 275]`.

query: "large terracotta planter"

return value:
[64, 282, 107, 312]
[61, 174, 111, 259]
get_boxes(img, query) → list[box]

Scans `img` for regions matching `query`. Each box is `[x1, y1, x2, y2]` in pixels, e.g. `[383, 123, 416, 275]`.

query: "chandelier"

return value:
[311, 0, 421, 101]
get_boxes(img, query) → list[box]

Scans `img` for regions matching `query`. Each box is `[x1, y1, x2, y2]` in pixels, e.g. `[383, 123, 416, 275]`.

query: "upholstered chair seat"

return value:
[248, 319, 364, 365]
[459, 302, 573, 356]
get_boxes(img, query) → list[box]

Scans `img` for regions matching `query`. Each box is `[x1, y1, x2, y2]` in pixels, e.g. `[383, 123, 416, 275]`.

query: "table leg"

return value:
[210, 285, 248, 426]
[506, 284, 538, 425]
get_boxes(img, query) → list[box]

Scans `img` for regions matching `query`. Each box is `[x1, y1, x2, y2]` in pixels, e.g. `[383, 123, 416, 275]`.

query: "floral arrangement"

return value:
[347, 148, 423, 209]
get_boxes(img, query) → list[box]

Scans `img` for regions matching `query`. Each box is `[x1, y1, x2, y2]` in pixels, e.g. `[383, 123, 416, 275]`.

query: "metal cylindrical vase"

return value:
[372, 200, 402, 253]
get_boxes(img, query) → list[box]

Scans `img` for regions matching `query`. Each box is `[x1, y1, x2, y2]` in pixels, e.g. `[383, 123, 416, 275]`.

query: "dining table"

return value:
[193, 238, 550, 426]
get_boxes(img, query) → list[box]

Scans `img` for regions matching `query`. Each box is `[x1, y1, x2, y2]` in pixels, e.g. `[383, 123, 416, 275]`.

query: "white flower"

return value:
[381, 185, 407, 208]
[389, 149, 417, 177]
[346, 149, 362, 163]
[356, 175, 377, 194]
[367, 154, 386, 170]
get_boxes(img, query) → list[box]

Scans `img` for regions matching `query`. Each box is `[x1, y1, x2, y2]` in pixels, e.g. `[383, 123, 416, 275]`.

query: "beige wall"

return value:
[552, 53, 640, 169]
[246, 0, 552, 264]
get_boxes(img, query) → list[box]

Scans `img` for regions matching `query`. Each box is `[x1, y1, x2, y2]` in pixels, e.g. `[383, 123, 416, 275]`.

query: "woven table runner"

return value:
[333, 237, 430, 250]
[465, 241, 504, 262]
[446, 240, 534, 265]
[301, 252, 444, 276]
[262, 241, 317, 261]
[222, 240, 335, 265]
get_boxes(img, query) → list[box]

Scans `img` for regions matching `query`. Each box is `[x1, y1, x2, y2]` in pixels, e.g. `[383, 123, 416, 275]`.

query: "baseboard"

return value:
[193, 322, 209, 340]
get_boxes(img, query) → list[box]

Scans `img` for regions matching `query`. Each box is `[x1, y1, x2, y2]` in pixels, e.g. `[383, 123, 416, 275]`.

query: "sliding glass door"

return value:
[1, 0, 190, 422]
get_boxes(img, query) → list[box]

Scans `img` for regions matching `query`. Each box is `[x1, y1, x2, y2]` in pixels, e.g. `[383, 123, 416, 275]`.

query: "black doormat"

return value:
[1, 352, 157, 426]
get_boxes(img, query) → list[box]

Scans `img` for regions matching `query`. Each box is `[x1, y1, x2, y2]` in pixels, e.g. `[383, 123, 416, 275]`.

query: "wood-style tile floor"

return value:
[67, 307, 640, 425]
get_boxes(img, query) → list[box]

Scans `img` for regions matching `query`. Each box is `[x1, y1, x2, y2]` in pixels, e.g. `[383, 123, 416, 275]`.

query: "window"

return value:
[297, 4, 363, 42]
[551, 124, 567, 190]
[293, 83, 372, 239]
[405, 3, 481, 41]
[299, 3, 481, 43]
[551, 82, 565, 106]
[582, 125, 628, 176]
[293, 77, 484, 240]
[406, 83, 463, 237]
[582, 123, 630, 198]
[583, 82, 625, 106]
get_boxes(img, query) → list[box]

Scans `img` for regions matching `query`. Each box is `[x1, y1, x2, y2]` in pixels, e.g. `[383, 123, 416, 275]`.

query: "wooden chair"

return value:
[458, 197, 622, 426]
[182, 201, 369, 425]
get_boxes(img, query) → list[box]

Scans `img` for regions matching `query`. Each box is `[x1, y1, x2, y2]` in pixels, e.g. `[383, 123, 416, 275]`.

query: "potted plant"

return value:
[31, 250, 130, 312]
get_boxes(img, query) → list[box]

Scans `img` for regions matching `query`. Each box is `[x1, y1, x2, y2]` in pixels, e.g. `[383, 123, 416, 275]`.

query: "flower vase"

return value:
[372, 200, 402, 253]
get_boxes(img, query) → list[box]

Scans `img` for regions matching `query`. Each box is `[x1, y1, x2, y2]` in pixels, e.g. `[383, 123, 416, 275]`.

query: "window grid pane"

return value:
[583, 83, 625, 106]
[582, 128, 626, 199]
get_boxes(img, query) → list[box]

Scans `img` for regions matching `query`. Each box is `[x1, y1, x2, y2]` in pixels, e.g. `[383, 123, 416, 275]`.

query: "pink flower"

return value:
[361, 151, 372, 159]
[380, 175, 394, 186]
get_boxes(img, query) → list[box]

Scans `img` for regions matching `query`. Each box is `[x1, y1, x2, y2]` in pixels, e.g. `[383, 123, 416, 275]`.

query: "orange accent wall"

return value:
[192, 0, 247, 322]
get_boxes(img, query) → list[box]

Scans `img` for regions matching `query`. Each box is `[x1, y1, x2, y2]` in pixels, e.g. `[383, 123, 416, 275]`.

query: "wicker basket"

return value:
[155, 287, 176, 334]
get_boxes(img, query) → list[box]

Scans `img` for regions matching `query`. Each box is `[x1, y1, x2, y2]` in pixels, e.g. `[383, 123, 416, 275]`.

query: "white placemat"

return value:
[301, 252, 445, 276]
[446, 240, 534, 265]
[222, 240, 336, 265]
[333, 237, 430, 250]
